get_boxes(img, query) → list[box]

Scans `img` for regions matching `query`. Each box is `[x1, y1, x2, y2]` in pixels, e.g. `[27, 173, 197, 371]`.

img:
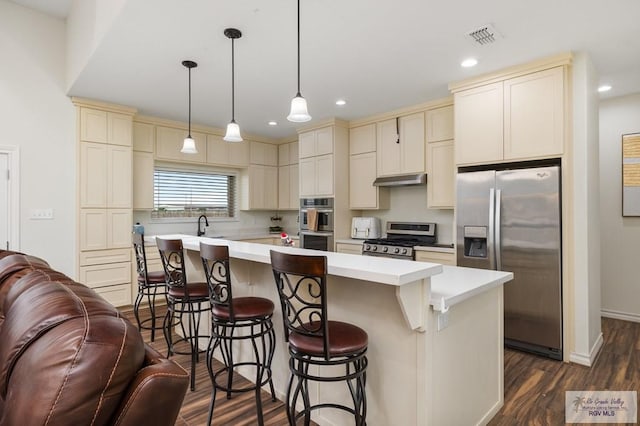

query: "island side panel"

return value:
[430, 285, 504, 425]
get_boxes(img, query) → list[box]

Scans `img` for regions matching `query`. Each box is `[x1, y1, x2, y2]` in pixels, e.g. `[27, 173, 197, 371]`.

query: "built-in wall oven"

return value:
[299, 198, 334, 251]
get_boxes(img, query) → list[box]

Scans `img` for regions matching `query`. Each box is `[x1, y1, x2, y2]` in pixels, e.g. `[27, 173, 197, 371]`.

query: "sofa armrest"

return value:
[111, 345, 189, 426]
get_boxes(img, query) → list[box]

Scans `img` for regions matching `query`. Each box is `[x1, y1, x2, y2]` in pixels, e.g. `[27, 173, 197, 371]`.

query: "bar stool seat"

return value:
[290, 320, 368, 357]
[200, 243, 276, 426]
[167, 282, 209, 298]
[137, 270, 165, 284]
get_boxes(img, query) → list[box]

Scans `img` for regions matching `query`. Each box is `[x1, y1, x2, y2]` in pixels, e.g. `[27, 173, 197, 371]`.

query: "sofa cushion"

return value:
[0, 281, 145, 425]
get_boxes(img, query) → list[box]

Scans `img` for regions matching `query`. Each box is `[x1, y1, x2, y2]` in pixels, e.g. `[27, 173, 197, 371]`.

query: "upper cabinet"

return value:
[349, 124, 389, 210]
[206, 135, 249, 167]
[132, 122, 155, 152]
[426, 105, 455, 209]
[81, 108, 132, 147]
[426, 105, 454, 143]
[155, 126, 206, 163]
[250, 141, 278, 166]
[278, 142, 299, 210]
[299, 126, 333, 159]
[376, 112, 425, 177]
[453, 66, 565, 165]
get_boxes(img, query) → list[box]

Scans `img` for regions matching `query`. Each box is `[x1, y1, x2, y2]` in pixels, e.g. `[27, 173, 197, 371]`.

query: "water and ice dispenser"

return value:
[463, 226, 488, 258]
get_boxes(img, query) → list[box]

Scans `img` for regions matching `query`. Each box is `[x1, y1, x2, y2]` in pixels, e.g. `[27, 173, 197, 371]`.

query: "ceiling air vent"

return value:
[465, 23, 502, 46]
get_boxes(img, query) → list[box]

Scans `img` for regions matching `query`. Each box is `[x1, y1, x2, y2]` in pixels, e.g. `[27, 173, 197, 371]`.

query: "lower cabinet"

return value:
[79, 248, 132, 307]
[336, 242, 364, 255]
[414, 250, 456, 265]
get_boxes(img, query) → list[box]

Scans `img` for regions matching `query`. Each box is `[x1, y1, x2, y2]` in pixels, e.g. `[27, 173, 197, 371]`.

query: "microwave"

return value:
[299, 198, 334, 232]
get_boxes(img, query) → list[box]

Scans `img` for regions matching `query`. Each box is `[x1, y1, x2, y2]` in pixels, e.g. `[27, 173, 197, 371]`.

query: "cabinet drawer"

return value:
[94, 284, 132, 308]
[336, 243, 363, 255]
[414, 251, 456, 265]
[80, 262, 131, 287]
[80, 248, 131, 266]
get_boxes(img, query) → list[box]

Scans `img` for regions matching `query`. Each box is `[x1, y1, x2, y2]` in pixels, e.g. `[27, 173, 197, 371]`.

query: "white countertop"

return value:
[430, 265, 513, 312]
[149, 234, 442, 287]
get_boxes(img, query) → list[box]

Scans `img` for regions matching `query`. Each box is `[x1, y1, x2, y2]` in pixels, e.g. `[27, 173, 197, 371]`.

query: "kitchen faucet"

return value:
[197, 214, 209, 236]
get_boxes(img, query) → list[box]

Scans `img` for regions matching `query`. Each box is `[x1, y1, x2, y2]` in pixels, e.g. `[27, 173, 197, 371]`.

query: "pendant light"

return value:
[223, 28, 243, 142]
[287, 0, 311, 122]
[181, 60, 198, 154]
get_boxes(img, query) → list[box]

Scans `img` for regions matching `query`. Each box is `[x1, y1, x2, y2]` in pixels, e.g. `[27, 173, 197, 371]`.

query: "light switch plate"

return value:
[30, 208, 54, 220]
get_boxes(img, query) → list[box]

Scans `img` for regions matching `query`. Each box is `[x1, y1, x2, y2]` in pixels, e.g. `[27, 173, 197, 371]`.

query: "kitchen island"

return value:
[151, 234, 513, 426]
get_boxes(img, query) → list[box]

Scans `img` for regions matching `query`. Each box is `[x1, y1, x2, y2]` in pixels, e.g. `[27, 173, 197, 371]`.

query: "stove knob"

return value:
[382, 247, 388, 252]
[394, 248, 400, 254]
[372, 246, 378, 251]
[402, 248, 408, 254]
[364, 245, 370, 251]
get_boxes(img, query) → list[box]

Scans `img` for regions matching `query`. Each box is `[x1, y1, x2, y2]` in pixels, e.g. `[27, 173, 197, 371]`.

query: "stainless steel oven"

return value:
[299, 231, 334, 252]
[299, 198, 334, 232]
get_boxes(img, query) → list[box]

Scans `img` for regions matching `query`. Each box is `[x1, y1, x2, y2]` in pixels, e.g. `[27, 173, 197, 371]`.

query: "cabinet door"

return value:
[315, 154, 334, 196]
[108, 113, 132, 146]
[299, 157, 316, 197]
[377, 119, 402, 176]
[79, 142, 108, 208]
[315, 127, 333, 156]
[107, 145, 132, 208]
[400, 112, 425, 174]
[133, 151, 154, 210]
[206, 134, 229, 165]
[250, 141, 278, 166]
[336, 243, 364, 255]
[350, 124, 376, 155]
[79, 209, 107, 251]
[228, 140, 250, 167]
[289, 142, 299, 165]
[155, 126, 206, 163]
[264, 166, 278, 209]
[426, 106, 454, 143]
[248, 166, 265, 209]
[504, 67, 564, 160]
[289, 164, 299, 208]
[427, 140, 455, 209]
[108, 209, 133, 248]
[350, 152, 378, 209]
[278, 143, 290, 166]
[80, 108, 108, 143]
[133, 122, 155, 152]
[454, 82, 504, 165]
[278, 165, 290, 209]
[415, 250, 456, 265]
[298, 131, 315, 159]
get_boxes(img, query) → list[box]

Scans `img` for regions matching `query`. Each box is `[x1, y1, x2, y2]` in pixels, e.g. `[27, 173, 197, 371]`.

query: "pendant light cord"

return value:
[296, 0, 301, 95]
[187, 66, 192, 137]
[231, 37, 236, 122]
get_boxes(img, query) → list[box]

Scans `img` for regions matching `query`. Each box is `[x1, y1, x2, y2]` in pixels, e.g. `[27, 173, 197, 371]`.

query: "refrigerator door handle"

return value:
[495, 189, 502, 271]
[488, 188, 496, 270]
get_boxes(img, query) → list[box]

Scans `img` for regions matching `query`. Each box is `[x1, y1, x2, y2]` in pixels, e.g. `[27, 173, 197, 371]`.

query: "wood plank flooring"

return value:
[124, 304, 640, 425]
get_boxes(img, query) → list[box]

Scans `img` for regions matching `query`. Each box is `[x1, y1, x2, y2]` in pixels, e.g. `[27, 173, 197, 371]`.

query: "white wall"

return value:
[569, 52, 602, 365]
[599, 93, 640, 321]
[0, 1, 76, 275]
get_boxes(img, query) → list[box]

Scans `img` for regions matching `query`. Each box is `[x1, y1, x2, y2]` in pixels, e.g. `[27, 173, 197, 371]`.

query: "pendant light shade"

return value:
[181, 60, 198, 154]
[287, 0, 311, 123]
[223, 28, 243, 142]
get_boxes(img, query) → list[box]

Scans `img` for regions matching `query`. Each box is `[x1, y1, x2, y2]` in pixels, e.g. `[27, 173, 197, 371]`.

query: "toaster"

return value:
[351, 217, 381, 239]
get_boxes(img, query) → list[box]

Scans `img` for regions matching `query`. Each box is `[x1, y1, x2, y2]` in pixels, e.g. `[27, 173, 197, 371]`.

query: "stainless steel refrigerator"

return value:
[456, 163, 562, 360]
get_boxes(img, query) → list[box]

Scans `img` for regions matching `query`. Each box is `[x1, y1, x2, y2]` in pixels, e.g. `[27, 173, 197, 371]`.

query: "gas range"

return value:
[362, 222, 437, 260]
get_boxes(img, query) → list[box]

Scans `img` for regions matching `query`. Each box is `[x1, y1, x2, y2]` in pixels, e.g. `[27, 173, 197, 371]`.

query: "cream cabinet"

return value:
[279, 142, 299, 166]
[79, 209, 132, 251]
[155, 126, 206, 163]
[241, 165, 278, 210]
[299, 127, 333, 159]
[426, 106, 454, 143]
[336, 242, 364, 255]
[278, 164, 299, 210]
[133, 151, 154, 210]
[377, 112, 425, 177]
[79, 143, 131, 209]
[206, 134, 249, 167]
[80, 108, 132, 146]
[454, 66, 564, 165]
[250, 141, 278, 166]
[427, 140, 455, 209]
[132, 122, 155, 152]
[349, 124, 389, 210]
[415, 250, 456, 266]
[300, 154, 333, 197]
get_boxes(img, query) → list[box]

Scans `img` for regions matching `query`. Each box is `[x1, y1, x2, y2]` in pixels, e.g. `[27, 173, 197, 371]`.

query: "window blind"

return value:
[152, 167, 236, 218]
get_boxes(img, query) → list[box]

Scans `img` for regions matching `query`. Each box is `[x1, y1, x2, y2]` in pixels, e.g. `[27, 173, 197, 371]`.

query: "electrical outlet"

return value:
[30, 208, 54, 220]
[437, 311, 449, 331]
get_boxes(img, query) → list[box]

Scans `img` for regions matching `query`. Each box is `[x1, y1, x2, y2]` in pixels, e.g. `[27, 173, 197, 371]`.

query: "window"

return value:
[152, 167, 236, 219]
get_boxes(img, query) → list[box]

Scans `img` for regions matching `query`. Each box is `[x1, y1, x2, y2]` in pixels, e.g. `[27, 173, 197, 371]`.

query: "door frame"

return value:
[0, 146, 20, 251]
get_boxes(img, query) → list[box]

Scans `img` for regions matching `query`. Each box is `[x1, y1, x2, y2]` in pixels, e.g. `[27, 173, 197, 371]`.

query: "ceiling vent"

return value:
[465, 23, 502, 46]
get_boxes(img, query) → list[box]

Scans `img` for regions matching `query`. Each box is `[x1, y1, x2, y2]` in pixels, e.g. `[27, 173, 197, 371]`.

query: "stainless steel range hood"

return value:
[373, 173, 427, 187]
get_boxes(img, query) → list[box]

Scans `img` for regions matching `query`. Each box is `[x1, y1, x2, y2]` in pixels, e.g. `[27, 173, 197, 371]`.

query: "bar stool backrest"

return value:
[133, 233, 149, 284]
[199, 243, 234, 321]
[156, 238, 188, 299]
[269, 250, 331, 360]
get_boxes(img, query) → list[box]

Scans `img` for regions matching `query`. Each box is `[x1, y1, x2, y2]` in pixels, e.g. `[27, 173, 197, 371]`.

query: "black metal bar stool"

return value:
[200, 242, 276, 426]
[269, 250, 368, 425]
[132, 232, 167, 342]
[156, 237, 209, 391]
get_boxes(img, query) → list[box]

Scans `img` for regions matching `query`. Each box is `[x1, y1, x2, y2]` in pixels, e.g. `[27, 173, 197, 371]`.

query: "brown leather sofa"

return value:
[0, 250, 189, 425]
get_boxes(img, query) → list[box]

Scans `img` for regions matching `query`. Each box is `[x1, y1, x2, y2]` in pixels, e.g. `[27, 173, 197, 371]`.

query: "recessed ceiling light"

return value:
[335, 99, 347, 106]
[268, 121, 278, 126]
[461, 58, 478, 68]
[598, 85, 612, 93]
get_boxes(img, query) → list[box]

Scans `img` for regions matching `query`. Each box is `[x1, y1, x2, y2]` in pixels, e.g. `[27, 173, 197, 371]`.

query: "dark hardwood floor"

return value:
[124, 305, 640, 425]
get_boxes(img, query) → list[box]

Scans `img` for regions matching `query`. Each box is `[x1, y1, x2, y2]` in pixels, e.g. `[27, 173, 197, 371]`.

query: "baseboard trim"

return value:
[569, 332, 604, 367]
[601, 309, 640, 323]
